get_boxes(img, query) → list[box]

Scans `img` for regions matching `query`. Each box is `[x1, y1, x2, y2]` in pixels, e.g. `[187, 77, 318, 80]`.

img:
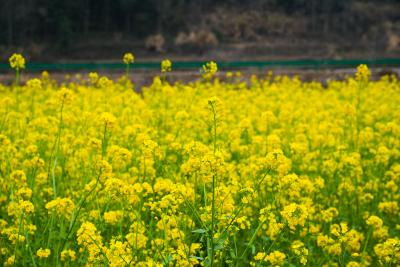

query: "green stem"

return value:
[101, 123, 108, 159]
[13, 214, 24, 264]
[211, 173, 216, 267]
[362, 228, 372, 255]
[26, 233, 38, 267]
[52, 101, 65, 198]
[239, 222, 262, 260]
[210, 103, 218, 267]
[126, 64, 130, 78]
[15, 69, 20, 112]
[15, 69, 20, 86]
[59, 169, 103, 253]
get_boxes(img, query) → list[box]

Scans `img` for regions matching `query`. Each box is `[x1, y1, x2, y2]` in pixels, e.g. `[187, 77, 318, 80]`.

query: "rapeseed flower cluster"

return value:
[0, 55, 399, 266]
[123, 53, 134, 65]
[161, 59, 172, 73]
[9, 53, 25, 70]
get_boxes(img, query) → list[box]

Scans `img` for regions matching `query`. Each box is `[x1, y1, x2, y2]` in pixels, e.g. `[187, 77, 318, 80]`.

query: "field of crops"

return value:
[0, 54, 399, 267]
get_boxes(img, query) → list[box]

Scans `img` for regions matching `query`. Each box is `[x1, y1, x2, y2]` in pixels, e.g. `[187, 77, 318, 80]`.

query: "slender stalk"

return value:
[126, 64, 130, 79]
[60, 118, 109, 252]
[102, 123, 108, 159]
[13, 214, 23, 264]
[59, 169, 103, 253]
[15, 69, 20, 111]
[52, 100, 65, 198]
[210, 102, 217, 267]
[211, 172, 216, 267]
[25, 233, 38, 267]
[362, 228, 372, 255]
[15, 69, 20, 86]
[239, 222, 262, 260]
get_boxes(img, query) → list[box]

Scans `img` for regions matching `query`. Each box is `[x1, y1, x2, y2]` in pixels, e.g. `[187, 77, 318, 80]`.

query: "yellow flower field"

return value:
[0, 55, 399, 266]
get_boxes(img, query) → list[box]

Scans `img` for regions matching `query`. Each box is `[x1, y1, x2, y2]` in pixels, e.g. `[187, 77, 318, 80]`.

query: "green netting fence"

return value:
[0, 58, 399, 72]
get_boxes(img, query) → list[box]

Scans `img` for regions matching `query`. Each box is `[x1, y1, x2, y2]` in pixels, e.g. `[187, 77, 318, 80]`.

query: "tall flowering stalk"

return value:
[161, 59, 172, 83]
[202, 61, 218, 82]
[207, 96, 222, 267]
[9, 53, 25, 86]
[123, 52, 134, 78]
[9, 53, 25, 111]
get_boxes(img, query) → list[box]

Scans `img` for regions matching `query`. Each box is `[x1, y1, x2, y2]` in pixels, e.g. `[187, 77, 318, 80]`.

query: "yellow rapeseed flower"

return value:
[202, 61, 218, 80]
[26, 78, 42, 90]
[4, 256, 15, 267]
[88, 72, 99, 85]
[355, 64, 371, 82]
[266, 251, 286, 266]
[366, 215, 383, 228]
[161, 59, 172, 73]
[123, 53, 134, 65]
[9, 53, 25, 70]
[45, 197, 75, 218]
[61, 249, 76, 261]
[36, 248, 51, 259]
[104, 210, 124, 225]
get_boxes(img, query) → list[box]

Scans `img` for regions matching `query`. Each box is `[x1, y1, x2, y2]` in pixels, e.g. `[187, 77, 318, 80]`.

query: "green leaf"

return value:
[190, 256, 204, 260]
[192, 228, 207, 234]
[214, 242, 225, 251]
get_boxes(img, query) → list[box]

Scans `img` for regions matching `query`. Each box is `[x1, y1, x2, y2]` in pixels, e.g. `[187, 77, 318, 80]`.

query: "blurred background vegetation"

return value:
[0, 0, 399, 61]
